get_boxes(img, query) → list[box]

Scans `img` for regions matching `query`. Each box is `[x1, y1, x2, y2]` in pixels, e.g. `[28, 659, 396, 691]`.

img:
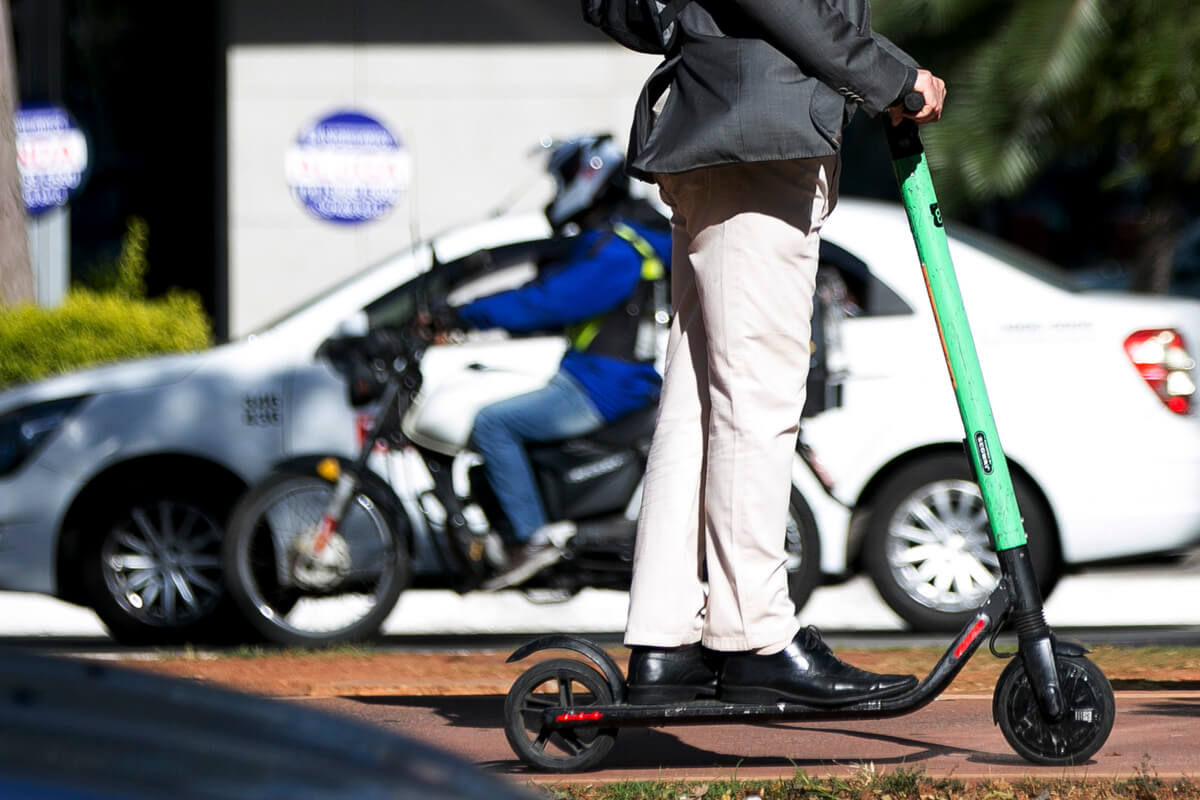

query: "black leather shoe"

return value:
[719, 626, 917, 706]
[626, 644, 719, 705]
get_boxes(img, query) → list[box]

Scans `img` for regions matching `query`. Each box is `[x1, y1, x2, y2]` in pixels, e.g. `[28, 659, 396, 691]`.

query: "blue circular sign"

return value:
[284, 110, 411, 225]
[15, 104, 89, 216]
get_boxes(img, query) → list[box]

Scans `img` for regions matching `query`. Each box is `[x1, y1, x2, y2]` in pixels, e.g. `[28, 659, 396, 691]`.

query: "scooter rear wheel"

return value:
[504, 658, 617, 772]
[993, 653, 1114, 765]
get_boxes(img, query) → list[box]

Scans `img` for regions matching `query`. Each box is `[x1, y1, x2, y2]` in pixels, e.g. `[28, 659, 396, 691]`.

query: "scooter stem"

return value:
[885, 116, 1064, 720]
[884, 120, 1025, 551]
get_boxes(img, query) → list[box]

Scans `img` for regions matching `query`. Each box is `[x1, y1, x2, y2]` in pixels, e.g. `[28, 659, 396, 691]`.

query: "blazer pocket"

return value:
[809, 81, 846, 149]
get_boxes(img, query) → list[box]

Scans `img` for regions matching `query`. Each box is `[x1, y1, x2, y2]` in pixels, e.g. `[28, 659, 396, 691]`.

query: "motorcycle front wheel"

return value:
[222, 471, 409, 647]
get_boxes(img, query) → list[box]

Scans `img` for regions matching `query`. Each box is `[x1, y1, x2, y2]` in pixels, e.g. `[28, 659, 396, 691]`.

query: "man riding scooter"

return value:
[420, 134, 672, 590]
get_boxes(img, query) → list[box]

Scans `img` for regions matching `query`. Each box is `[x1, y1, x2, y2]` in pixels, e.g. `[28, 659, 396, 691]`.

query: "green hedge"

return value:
[0, 290, 212, 388]
[0, 217, 213, 389]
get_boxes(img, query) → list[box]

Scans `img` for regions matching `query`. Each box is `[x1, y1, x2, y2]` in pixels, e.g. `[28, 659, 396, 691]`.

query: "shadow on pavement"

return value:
[355, 694, 506, 729]
[1121, 697, 1200, 718]
[351, 694, 1020, 772]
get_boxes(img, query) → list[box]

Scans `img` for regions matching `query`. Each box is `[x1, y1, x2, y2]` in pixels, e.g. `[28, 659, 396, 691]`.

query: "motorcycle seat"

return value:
[579, 406, 658, 450]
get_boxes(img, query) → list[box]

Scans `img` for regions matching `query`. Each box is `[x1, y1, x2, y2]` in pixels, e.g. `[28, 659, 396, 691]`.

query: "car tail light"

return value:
[1124, 329, 1197, 414]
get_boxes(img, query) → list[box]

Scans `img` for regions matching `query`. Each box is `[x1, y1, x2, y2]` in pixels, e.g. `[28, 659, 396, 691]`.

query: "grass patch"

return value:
[531, 767, 1200, 799]
[173, 643, 378, 660]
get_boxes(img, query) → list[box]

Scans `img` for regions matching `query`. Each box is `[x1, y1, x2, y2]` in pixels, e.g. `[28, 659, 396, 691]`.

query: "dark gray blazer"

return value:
[626, 0, 918, 181]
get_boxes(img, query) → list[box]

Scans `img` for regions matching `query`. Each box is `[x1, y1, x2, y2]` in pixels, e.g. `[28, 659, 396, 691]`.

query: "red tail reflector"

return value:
[954, 618, 988, 659]
[555, 711, 604, 723]
[1124, 329, 1197, 415]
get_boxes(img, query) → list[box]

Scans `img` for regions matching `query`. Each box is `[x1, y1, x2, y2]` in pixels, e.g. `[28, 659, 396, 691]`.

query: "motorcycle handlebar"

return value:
[318, 325, 425, 408]
[318, 326, 418, 373]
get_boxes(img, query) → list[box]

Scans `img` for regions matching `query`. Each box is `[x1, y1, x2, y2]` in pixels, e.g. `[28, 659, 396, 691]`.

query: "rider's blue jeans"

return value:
[469, 370, 605, 541]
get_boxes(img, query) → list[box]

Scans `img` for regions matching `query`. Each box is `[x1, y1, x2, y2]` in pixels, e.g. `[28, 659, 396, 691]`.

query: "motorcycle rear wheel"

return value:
[785, 488, 822, 614]
[222, 471, 409, 647]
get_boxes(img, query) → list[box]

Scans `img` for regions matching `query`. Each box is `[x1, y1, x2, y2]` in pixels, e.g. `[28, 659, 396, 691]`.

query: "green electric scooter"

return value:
[500, 95, 1116, 772]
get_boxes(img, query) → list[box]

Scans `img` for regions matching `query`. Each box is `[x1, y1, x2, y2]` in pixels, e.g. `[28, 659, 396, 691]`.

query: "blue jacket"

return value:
[456, 220, 672, 422]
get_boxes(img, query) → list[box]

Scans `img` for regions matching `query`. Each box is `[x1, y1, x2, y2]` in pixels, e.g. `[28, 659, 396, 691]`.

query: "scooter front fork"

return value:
[999, 546, 1064, 721]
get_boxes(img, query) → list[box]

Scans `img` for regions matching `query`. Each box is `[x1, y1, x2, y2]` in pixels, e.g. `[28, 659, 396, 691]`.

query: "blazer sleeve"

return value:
[728, 0, 918, 115]
[873, 31, 920, 70]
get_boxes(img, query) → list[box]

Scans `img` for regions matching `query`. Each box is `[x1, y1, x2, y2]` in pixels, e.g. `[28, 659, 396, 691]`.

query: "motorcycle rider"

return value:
[424, 134, 672, 590]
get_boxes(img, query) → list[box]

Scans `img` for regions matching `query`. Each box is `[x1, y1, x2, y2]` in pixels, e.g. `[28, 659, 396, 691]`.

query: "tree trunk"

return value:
[0, 0, 33, 306]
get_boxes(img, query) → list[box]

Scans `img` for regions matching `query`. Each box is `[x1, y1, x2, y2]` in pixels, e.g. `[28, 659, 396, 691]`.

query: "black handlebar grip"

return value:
[883, 91, 927, 160]
[884, 91, 924, 159]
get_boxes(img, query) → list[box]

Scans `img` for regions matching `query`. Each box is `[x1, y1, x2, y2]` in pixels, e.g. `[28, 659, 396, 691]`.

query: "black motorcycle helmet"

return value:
[543, 134, 630, 229]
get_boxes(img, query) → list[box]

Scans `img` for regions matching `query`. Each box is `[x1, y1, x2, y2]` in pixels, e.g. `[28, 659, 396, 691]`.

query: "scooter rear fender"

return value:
[507, 634, 627, 703]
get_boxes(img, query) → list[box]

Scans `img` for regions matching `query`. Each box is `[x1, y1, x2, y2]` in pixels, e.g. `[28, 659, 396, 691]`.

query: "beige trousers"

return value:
[625, 156, 839, 653]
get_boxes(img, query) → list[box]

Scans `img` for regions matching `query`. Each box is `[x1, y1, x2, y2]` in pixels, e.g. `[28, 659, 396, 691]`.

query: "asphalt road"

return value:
[3, 561, 1200, 643]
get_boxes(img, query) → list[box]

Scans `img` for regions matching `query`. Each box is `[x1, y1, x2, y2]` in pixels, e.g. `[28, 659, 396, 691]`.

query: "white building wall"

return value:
[227, 43, 659, 336]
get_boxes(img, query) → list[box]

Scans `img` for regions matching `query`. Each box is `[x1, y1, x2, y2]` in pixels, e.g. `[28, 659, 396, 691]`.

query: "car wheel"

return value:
[863, 454, 1058, 632]
[82, 487, 248, 645]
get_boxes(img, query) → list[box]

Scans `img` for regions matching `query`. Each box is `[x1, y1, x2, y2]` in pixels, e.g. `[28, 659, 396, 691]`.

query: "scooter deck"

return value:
[523, 581, 1015, 732]
[540, 687, 937, 731]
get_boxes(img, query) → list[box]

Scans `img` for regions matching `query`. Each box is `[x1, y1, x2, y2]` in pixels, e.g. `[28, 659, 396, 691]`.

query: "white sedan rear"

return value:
[803, 198, 1200, 629]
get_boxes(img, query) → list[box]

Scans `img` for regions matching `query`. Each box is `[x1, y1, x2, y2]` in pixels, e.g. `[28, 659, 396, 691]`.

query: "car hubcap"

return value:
[886, 478, 999, 613]
[101, 499, 224, 628]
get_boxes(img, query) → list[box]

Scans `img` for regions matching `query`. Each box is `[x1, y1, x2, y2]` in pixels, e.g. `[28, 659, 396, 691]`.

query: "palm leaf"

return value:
[873, 0, 1005, 38]
[922, 0, 1110, 205]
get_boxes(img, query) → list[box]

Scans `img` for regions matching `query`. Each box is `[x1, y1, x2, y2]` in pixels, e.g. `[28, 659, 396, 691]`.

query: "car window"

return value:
[364, 237, 577, 330]
[947, 225, 1083, 292]
[365, 281, 420, 330]
[248, 246, 425, 337]
[365, 235, 910, 328]
[818, 240, 911, 317]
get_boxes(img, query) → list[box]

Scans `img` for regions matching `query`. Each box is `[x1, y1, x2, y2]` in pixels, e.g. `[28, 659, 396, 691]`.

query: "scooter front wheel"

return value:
[504, 658, 617, 772]
[222, 471, 409, 647]
[993, 653, 1114, 765]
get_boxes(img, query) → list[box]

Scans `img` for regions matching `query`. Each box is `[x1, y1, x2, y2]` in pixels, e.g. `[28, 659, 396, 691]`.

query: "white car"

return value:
[2, 198, 1199, 641]
[0, 213, 553, 643]
[802, 200, 1200, 629]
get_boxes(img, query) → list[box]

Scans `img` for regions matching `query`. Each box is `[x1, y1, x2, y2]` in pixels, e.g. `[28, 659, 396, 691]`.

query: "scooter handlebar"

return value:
[882, 91, 927, 160]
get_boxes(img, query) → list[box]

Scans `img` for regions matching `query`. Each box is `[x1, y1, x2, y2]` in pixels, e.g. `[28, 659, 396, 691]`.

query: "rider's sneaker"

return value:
[483, 531, 510, 569]
[480, 522, 576, 591]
